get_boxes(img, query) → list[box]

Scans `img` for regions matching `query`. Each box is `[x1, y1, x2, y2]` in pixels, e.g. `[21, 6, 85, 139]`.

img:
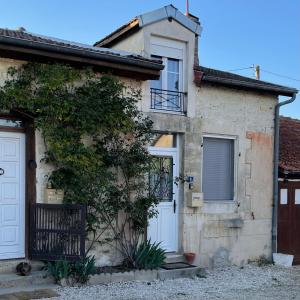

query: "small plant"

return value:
[131, 240, 166, 270]
[46, 260, 71, 283]
[72, 255, 96, 283]
[256, 255, 272, 267]
[46, 255, 96, 284]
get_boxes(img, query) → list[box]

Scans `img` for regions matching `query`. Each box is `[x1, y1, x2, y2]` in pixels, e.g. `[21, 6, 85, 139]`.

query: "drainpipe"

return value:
[272, 93, 297, 256]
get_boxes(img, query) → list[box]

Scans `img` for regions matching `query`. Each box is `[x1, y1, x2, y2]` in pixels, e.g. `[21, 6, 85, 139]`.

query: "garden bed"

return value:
[88, 265, 202, 286]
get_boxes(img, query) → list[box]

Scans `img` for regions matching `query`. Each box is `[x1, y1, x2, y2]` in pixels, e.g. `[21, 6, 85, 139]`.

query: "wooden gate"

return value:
[278, 182, 300, 264]
[29, 203, 86, 261]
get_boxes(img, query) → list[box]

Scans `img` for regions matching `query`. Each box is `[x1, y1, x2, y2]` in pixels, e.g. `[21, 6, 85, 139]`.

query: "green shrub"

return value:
[132, 240, 166, 270]
[46, 255, 96, 284]
[72, 255, 96, 283]
[46, 260, 71, 283]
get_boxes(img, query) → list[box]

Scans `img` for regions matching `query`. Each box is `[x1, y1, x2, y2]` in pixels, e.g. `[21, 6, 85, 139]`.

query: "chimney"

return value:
[16, 27, 26, 32]
[186, 13, 200, 67]
[255, 65, 260, 80]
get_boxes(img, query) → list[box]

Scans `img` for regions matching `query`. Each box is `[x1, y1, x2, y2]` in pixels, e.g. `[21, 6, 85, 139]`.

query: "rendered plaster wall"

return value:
[182, 84, 276, 267]
[111, 18, 277, 267]
[146, 84, 276, 267]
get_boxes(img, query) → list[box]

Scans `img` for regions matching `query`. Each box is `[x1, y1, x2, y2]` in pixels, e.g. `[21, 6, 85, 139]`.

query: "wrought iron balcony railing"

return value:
[150, 88, 186, 113]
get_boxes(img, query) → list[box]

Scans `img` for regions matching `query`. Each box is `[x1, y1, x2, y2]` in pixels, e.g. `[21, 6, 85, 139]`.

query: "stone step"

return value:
[165, 253, 187, 264]
[0, 271, 54, 290]
[0, 260, 44, 274]
[0, 283, 57, 296]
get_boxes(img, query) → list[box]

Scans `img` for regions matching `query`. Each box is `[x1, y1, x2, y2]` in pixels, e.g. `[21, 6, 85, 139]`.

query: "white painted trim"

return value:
[200, 134, 239, 203]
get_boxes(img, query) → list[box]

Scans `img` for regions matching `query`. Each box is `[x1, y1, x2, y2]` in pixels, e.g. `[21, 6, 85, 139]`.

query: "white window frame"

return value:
[201, 134, 238, 202]
[150, 36, 186, 94]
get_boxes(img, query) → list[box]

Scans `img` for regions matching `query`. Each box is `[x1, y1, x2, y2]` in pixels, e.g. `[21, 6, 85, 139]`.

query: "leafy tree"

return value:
[0, 63, 159, 264]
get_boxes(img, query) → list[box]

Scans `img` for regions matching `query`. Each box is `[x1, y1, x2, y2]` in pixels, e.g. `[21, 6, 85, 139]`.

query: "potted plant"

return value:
[184, 252, 196, 264]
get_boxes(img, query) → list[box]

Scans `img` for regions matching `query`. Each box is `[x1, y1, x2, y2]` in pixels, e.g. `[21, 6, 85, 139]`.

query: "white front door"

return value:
[148, 147, 178, 252]
[0, 132, 25, 259]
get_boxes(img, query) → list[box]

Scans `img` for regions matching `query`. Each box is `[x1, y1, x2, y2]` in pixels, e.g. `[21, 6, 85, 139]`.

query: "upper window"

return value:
[150, 56, 183, 113]
[202, 137, 235, 201]
[150, 37, 185, 114]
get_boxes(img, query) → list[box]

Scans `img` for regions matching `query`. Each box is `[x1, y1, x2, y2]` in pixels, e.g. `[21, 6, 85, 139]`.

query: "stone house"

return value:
[0, 5, 297, 270]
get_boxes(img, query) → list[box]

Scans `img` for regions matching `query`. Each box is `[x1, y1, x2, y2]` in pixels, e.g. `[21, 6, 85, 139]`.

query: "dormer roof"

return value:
[94, 5, 201, 47]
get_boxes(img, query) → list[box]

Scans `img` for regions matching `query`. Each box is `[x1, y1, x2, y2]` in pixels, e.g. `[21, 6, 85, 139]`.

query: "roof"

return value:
[194, 66, 298, 97]
[0, 28, 163, 79]
[279, 117, 300, 174]
[95, 5, 202, 47]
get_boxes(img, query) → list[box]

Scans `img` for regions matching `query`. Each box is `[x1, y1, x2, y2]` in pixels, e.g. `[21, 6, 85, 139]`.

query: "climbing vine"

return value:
[0, 62, 159, 263]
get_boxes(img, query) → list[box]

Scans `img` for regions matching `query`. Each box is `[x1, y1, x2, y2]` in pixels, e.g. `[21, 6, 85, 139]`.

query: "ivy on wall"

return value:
[0, 63, 159, 263]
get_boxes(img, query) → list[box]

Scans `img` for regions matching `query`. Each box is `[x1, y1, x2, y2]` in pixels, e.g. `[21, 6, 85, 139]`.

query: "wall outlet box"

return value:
[187, 192, 204, 208]
[45, 189, 64, 204]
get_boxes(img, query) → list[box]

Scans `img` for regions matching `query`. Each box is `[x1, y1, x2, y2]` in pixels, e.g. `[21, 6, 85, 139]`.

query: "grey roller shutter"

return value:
[203, 137, 234, 200]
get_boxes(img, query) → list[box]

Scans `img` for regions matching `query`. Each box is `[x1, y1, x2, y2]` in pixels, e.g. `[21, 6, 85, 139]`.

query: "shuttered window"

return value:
[203, 137, 234, 201]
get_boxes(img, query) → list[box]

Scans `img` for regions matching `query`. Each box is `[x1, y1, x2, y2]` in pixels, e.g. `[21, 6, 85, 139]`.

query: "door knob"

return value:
[173, 199, 176, 213]
[0, 168, 4, 175]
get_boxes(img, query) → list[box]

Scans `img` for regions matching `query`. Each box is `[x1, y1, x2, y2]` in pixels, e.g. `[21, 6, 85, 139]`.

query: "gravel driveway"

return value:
[44, 264, 300, 300]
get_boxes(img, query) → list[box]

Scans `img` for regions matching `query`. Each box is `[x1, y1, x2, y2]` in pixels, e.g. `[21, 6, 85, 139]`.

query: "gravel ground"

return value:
[43, 264, 300, 300]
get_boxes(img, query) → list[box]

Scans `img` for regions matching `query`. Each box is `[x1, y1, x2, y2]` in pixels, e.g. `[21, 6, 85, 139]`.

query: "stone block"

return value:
[89, 273, 111, 285]
[134, 269, 158, 281]
[273, 253, 294, 267]
[110, 271, 135, 283]
[157, 267, 201, 280]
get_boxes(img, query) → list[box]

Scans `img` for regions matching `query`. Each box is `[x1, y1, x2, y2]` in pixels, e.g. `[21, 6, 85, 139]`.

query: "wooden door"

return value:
[278, 182, 300, 264]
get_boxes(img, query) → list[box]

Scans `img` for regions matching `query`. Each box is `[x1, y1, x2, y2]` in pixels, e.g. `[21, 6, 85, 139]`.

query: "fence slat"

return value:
[29, 203, 86, 261]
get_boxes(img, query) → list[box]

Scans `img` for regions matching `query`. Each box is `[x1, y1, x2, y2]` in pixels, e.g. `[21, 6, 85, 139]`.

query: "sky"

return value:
[1, 0, 299, 118]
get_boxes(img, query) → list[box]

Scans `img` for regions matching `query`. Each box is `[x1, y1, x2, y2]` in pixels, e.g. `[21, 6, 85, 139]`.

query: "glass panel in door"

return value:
[149, 156, 173, 202]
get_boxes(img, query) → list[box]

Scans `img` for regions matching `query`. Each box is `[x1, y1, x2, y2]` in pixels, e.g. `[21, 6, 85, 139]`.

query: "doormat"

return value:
[161, 262, 196, 270]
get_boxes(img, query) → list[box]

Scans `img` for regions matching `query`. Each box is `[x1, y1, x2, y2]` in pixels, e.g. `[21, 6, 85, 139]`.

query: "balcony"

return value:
[150, 88, 186, 114]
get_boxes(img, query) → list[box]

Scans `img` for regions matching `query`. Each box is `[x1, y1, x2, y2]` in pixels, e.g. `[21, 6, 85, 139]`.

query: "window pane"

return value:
[168, 58, 179, 73]
[149, 156, 173, 202]
[0, 119, 24, 128]
[150, 75, 162, 90]
[280, 189, 288, 204]
[151, 134, 176, 148]
[150, 55, 162, 90]
[167, 72, 179, 91]
[203, 138, 234, 201]
[295, 189, 300, 204]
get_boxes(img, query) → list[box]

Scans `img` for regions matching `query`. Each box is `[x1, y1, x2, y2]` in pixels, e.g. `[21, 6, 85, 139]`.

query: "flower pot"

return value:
[184, 252, 196, 264]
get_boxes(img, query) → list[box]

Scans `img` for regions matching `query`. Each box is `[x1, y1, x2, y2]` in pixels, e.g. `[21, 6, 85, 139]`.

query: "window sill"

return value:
[202, 200, 236, 214]
[149, 109, 186, 116]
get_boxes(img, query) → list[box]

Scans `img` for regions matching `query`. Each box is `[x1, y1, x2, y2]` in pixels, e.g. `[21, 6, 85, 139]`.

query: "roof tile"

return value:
[279, 116, 300, 172]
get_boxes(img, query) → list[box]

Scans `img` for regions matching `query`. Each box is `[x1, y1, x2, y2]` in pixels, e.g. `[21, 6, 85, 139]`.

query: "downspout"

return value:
[272, 93, 297, 256]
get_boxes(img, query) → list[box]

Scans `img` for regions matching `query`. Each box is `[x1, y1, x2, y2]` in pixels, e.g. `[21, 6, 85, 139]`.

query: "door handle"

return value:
[173, 199, 176, 213]
[0, 168, 4, 176]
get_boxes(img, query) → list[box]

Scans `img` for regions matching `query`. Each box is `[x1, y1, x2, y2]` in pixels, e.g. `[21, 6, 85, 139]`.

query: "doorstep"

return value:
[89, 265, 204, 286]
[165, 253, 187, 264]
